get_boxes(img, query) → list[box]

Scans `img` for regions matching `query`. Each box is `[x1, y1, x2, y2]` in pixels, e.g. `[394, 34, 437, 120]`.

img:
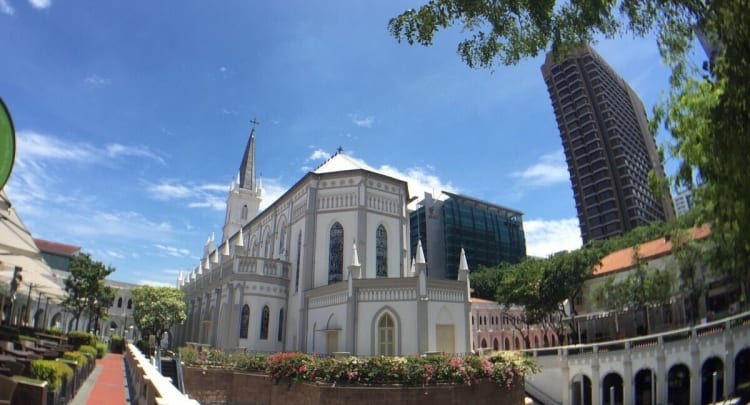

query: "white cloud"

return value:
[187, 196, 225, 211]
[16, 130, 164, 166]
[65, 210, 174, 240]
[306, 149, 329, 162]
[0, 0, 14, 15]
[258, 177, 288, 212]
[27, 0, 51, 9]
[137, 279, 174, 287]
[155, 244, 191, 258]
[18, 130, 95, 162]
[219, 66, 227, 72]
[523, 217, 582, 257]
[104, 250, 125, 259]
[512, 150, 569, 187]
[330, 153, 458, 209]
[146, 181, 228, 211]
[378, 164, 458, 208]
[349, 114, 375, 128]
[84, 74, 110, 86]
[106, 144, 164, 164]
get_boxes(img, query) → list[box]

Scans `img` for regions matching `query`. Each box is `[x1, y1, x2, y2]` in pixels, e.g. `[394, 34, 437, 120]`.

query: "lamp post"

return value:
[23, 283, 33, 326]
[33, 291, 42, 328]
[42, 296, 50, 330]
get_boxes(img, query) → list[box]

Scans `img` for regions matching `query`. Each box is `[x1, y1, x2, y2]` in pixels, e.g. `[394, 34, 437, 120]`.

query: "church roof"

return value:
[313, 151, 377, 174]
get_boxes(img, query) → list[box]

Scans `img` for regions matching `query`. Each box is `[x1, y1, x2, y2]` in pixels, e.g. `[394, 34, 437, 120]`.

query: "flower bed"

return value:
[179, 347, 537, 389]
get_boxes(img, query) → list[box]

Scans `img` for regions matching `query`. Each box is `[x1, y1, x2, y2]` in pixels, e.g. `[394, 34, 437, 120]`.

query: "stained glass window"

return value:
[376, 225, 387, 277]
[295, 232, 302, 292]
[328, 222, 343, 284]
[240, 305, 249, 339]
[260, 305, 269, 340]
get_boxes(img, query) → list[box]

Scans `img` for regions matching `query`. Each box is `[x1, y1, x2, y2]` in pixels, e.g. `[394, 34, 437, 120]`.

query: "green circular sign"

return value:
[0, 97, 15, 191]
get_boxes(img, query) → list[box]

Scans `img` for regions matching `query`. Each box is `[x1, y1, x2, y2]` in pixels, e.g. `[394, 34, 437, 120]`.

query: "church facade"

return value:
[173, 130, 472, 356]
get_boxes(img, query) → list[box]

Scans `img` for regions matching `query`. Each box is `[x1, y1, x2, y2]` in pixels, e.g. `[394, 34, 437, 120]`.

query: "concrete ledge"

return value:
[125, 343, 198, 405]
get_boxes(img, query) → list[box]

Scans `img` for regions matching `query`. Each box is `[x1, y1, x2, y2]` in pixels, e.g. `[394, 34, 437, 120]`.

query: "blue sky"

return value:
[1, 1, 677, 285]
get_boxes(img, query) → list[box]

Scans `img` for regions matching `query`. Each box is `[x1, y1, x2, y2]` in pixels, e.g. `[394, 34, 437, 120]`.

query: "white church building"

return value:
[173, 129, 472, 356]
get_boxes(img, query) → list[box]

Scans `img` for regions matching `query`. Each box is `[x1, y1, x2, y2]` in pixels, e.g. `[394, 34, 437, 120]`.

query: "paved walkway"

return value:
[70, 353, 129, 405]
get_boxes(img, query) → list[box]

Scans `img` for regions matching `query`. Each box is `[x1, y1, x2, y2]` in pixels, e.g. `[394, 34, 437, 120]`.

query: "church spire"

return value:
[221, 120, 263, 243]
[238, 121, 258, 191]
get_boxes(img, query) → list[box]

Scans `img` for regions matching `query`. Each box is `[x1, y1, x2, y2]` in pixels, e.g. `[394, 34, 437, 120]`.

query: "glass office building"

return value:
[409, 192, 526, 280]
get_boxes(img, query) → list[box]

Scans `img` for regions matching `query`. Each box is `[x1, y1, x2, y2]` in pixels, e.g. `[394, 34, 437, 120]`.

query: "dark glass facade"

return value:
[409, 192, 525, 279]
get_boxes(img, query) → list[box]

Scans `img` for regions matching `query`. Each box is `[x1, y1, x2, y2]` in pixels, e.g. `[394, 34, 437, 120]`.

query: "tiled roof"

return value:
[34, 238, 81, 257]
[593, 225, 710, 276]
[470, 297, 497, 304]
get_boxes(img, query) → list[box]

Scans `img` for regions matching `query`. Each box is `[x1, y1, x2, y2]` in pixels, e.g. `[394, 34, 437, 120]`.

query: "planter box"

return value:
[183, 366, 525, 405]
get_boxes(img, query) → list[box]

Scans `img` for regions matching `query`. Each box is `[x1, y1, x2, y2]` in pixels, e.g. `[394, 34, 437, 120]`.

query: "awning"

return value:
[0, 191, 67, 301]
[0, 255, 66, 301]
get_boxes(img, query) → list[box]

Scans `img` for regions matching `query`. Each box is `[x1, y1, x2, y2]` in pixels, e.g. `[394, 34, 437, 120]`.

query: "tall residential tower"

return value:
[541, 46, 675, 243]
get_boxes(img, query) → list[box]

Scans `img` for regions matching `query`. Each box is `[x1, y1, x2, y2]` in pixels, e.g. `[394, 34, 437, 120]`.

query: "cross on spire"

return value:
[250, 117, 261, 130]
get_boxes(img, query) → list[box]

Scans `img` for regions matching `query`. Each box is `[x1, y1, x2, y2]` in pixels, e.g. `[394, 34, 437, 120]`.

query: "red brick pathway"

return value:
[85, 354, 127, 405]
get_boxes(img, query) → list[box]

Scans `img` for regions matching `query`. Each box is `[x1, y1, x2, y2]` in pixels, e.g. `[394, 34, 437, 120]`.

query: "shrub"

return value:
[78, 345, 98, 360]
[264, 352, 314, 383]
[95, 343, 107, 358]
[62, 351, 88, 367]
[229, 352, 266, 372]
[68, 331, 97, 349]
[30, 360, 73, 390]
[136, 339, 151, 356]
[488, 351, 539, 390]
[18, 335, 35, 343]
[176, 346, 538, 389]
[47, 327, 64, 336]
[179, 346, 198, 365]
[110, 334, 124, 354]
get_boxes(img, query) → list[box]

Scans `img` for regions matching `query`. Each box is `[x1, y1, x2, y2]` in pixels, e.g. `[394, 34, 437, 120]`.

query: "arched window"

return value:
[260, 305, 270, 340]
[127, 299, 132, 309]
[279, 225, 286, 257]
[504, 338, 510, 350]
[493, 338, 499, 350]
[277, 309, 284, 342]
[481, 338, 488, 348]
[241, 204, 248, 220]
[251, 237, 259, 256]
[264, 232, 273, 258]
[117, 297, 123, 308]
[295, 232, 302, 292]
[240, 305, 249, 339]
[328, 222, 344, 284]
[378, 313, 395, 356]
[514, 337, 520, 349]
[376, 225, 387, 277]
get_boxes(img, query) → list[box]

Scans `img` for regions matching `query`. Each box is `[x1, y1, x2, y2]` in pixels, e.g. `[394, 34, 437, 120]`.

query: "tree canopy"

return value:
[62, 253, 115, 331]
[390, 0, 750, 303]
[131, 285, 186, 349]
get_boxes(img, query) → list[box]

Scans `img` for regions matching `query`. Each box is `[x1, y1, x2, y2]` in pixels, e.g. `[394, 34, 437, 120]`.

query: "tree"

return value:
[492, 248, 600, 345]
[470, 264, 507, 300]
[389, 0, 750, 305]
[62, 253, 115, 331]
[87, 285, 115, 334]
[494, 258, 546, 348]
[671, 230, 708, 324]
[131, 285, 186, 351]
[592, 247, 674, 335]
